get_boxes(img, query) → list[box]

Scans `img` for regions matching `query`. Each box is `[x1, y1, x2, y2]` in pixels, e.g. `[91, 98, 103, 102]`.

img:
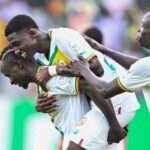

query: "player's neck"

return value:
[31, 73, 39, 84]
[30, 64, 39, 83]
[39, 32, 50, 58]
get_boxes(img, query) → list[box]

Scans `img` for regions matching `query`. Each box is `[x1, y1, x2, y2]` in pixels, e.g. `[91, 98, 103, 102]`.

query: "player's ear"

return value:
[28, 28, 38, 39]
[14, 60, 23, 69]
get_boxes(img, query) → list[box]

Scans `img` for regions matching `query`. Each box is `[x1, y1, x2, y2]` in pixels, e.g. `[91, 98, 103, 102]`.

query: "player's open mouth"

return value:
[15, 49, 28, 58]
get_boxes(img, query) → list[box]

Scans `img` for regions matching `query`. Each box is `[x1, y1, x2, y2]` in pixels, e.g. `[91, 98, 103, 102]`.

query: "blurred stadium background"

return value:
[0, 0, 150, 150]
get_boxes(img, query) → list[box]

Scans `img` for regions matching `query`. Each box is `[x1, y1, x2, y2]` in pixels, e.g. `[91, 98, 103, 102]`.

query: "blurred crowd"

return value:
[0, 0, 150, 98]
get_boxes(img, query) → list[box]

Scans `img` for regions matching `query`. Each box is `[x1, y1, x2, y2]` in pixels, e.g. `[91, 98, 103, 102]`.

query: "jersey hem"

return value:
[116, 78, 133, 92]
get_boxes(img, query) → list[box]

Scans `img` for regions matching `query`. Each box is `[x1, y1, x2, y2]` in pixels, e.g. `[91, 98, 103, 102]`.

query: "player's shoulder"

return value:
[51, 27, 84, 46]
[130, 56, 150, 75]
[52, 27, 79, 37]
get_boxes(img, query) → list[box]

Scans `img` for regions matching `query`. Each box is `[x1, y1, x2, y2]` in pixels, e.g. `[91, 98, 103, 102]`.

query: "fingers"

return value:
[40, 98, 57, 107]
[38, 95, 57, 103]
[38, 94, 48, 99]
[107, 128, 127, 144]
[36, 105, 57, 113]
[36, 72, 42, 82]
[108, 136, 121, 145]
[36, 95, 58, 113]
[42, 107, 57, 113]
[37, 102, 58, 113]
[83, 34, 92, 42]
[77, 55, 86, 62]
[36, 67, 50, 84]
[122, 129, 127, 137]
[108, 140, 113, 145]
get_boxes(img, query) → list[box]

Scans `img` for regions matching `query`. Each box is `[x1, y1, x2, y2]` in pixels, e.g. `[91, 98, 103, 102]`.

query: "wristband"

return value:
[37, 66, 47, 72]
[48, 66, 57, 76]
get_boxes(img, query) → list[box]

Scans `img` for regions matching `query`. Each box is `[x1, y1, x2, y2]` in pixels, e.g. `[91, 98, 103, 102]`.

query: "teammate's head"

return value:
[1, 47, 38, 89]
[136, 12, 150, 49]
[5, 14, 44, 57]
[84, 27, 103, 44]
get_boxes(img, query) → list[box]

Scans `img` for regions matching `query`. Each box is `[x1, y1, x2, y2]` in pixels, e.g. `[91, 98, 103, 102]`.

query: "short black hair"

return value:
[84, 27, 103, 44]
[5, 14, 39, 37]
[1, 50, 17, 74]
[2, 51, 16, 63]
[0, 50, 23, 79]
[1, 49, 28, 71]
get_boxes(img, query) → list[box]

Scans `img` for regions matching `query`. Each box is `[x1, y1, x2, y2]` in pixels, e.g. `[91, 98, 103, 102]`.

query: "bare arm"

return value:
[101, 47, 139, 69]
[65, 56, 124, 99]
[36, 57, 104, 82]
[84, 35, 139, 69]
[79, 78, 127, 144]
[80, 67, 124, 99]
[88, 56, 104, 76]
[57, 57, 104, 77]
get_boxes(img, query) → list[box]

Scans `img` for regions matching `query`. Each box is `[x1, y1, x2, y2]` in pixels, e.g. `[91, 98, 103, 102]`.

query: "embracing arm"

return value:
[36, 72, 126, 143]
[56, 56, 104, 77]
[101, 47, 139, 69]
[79, 78, 127, 144]
[88, 56, 104, 76]
[84, 35, 139, 69]
[36, 56, 104, 83]
[80, 66, 124, 98]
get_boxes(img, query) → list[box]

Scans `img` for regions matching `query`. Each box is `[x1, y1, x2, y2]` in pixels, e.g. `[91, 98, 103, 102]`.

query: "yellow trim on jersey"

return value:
[76, 77, 80, 95]
[49, 46, 71, 66]
[48, 31, 52, 39]
[116, 78, 133, 92]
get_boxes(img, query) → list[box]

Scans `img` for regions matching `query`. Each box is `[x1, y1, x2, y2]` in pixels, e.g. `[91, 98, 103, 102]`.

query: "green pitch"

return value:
[127, 94, 150, 150]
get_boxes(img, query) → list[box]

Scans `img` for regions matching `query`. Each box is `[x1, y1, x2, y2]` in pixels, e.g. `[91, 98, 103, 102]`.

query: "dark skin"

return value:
[7, 29, 50, 58]
[67, 141, 86, 150]
[1, 51, 126, 145]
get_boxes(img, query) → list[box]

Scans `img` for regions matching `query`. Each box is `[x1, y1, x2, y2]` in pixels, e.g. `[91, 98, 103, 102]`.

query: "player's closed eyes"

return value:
[11, 41, 21, 47]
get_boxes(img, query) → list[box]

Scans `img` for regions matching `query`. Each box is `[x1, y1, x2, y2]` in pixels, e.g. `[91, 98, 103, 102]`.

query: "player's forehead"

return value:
[3, 53, 20, 68]
[7, 29, 28, 42]
[142, 13, 150, 26]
